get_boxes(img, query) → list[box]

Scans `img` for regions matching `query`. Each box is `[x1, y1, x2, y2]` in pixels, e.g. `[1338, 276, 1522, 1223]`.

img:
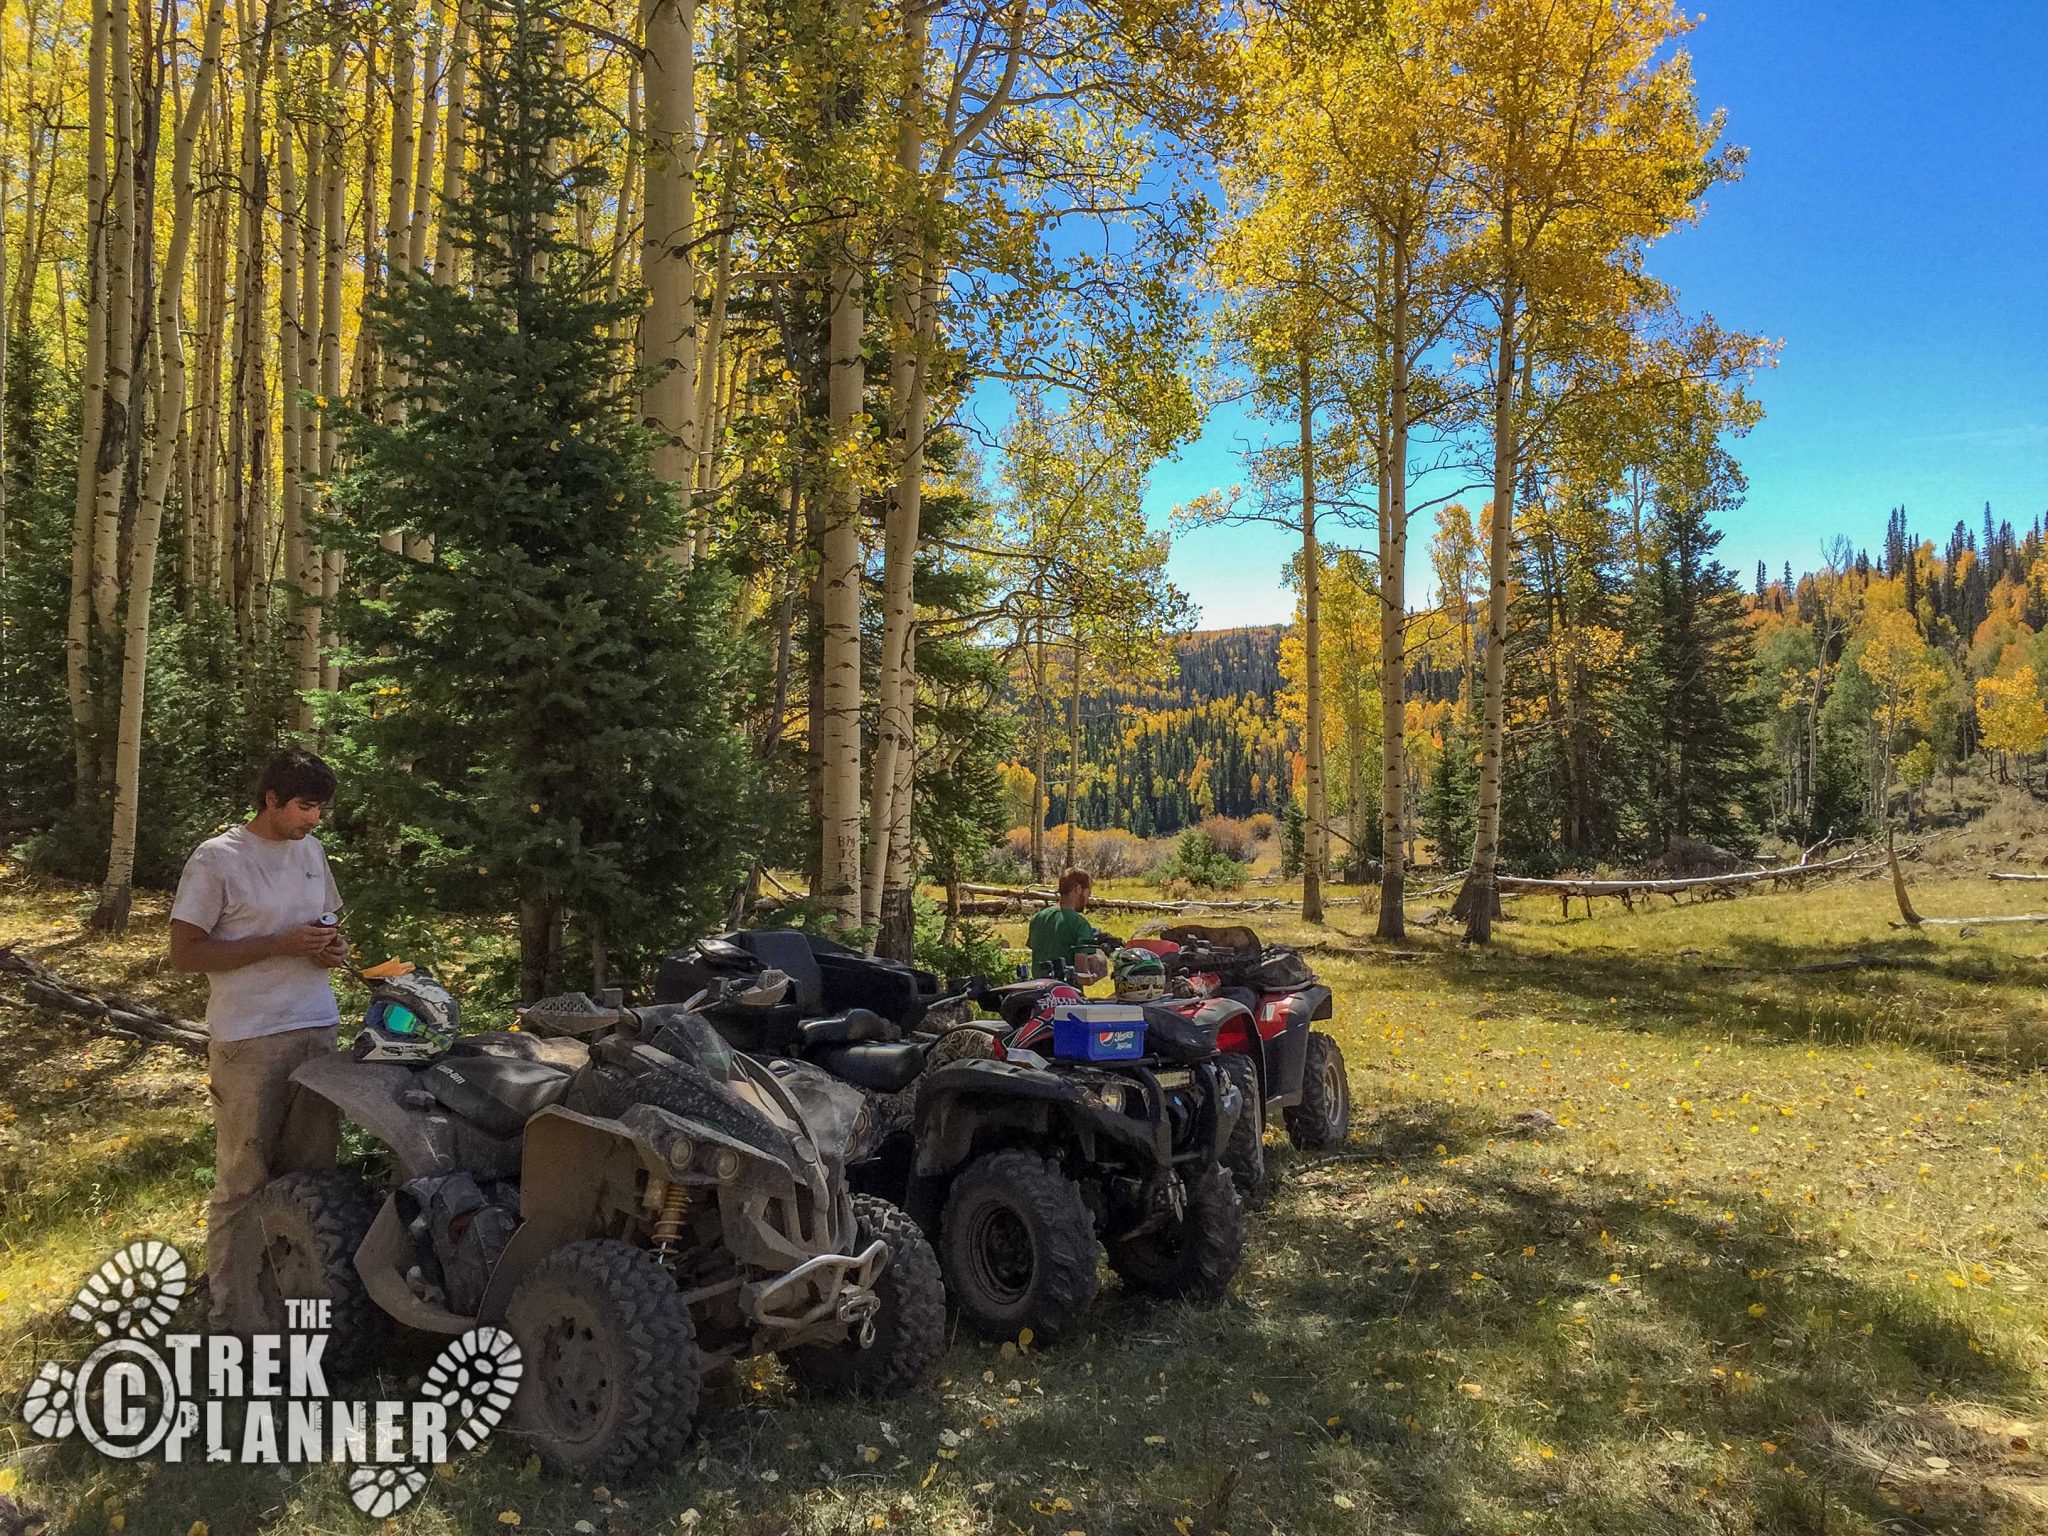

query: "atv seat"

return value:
[451, 1030, 591, 1072]
[1140, 1003, 1222, 1063]
[809, 1041, 925, 1094]
[796, 1008, 900, 1049]
[421, 1055, 575, 1140]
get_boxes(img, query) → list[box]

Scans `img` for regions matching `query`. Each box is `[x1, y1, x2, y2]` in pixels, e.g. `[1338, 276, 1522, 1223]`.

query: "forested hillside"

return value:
[1033, 626, 1294, 837]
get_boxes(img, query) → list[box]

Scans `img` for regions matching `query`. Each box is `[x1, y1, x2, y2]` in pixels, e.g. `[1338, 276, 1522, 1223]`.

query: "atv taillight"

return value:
[989, 1035, 1007, 1060]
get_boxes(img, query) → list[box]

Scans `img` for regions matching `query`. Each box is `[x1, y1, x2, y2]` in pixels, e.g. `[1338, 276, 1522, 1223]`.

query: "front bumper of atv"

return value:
[742, 1235, 890, 1345]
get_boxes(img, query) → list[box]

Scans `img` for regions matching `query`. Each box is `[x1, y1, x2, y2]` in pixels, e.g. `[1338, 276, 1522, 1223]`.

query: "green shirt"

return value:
[1028, 904, 1096, 977]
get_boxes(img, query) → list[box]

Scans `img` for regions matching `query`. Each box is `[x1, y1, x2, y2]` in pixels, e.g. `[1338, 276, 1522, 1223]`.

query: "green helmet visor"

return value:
[370, 999, 422, 1035]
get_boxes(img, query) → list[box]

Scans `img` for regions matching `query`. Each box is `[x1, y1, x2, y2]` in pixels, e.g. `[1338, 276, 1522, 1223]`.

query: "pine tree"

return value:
[1421, 710, 1476, 870]
[325, 1, 754, 999]
[1623, 443, 1769, 853]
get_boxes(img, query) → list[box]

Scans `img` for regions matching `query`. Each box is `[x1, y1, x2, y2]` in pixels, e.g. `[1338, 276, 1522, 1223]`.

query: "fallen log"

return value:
[0, 944, 209, 1055]
[1887, 841, 2048, 928]
[1494, 845, 1882, 900]
[1990, 871, 2048, 882]
[954, 883, 1292, 915]
[1908, 913, 2048, 927]
[1487, 845, 1889, 917]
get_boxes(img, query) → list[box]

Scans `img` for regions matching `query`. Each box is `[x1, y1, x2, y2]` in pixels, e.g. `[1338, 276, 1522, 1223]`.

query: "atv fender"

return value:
[355, 1195, 480, 1335]
[289, 1049, 461, 1181]
[908, 1060, 1166, 1224]
[1254, 989, 1325, 1112]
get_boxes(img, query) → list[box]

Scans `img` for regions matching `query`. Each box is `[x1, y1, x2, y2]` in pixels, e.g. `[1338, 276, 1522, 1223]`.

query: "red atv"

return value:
[994, 923, 1350, 1199]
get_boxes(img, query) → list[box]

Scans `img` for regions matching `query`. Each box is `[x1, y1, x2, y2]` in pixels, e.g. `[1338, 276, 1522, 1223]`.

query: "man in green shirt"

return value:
[1028, 867, 1107, 978]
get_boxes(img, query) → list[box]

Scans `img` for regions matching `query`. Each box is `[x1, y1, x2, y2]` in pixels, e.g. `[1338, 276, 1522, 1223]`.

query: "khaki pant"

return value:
[206, 1025, 340, 1331]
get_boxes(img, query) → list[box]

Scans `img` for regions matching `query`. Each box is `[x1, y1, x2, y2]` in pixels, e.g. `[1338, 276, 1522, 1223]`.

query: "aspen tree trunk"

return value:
[0, 99, 8, 677]
[1029, 615, 1048, 881]
[376, 10, 416, 555]
[240, 236, 271, 639]
[94, 0, 228, 929]
[288, 110, 323, 723]
[91, 0, 137, 641]
[318, 50, 345, 697]
[688, 39, 746, 526]
[351, 37, 382, 420]
[405, 0, 445, 276]
[816, 257, 866, 930]
[275, 111, 302, 653]
[1458, 277, 1518, 944]
[638, 0, 698, 549]
[66, 0, 112, 802]
[1344, 679, 1367, 878]
[431, 0, 470, 281]
[861, 0, 930, 929]
[878, 618, 920, 960]
[13, 105, 37, 342]
[1298, 347, 1326, 923]
[607, 56, 639, 311]
[190, 158, 230, 603]
[385, 6, 417, 286]
[1376, 236, 1410, 938]
[1064, 632, 1081, 870]
[224, 4, 271, 629]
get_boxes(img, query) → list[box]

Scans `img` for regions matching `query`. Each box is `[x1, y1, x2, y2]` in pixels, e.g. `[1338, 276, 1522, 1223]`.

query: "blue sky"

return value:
[1134, 0, 2048, 628]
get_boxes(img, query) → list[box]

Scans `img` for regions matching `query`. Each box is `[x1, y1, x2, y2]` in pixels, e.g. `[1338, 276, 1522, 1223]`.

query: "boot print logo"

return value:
[16, 1240, 521, 1517]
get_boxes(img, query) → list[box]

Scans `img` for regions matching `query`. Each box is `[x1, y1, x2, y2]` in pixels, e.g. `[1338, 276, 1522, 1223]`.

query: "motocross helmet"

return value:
[354, 969, 459, 1063]
[1111, 947, 1167, 1003]
[1027, 982, 1085, 1029]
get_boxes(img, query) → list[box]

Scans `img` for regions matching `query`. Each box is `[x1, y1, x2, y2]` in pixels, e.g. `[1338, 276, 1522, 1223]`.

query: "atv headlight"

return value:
[1082, 1083, 1130, 1115]
[702, 1144, 742, 1180]
[654, 1129, 696, 1176]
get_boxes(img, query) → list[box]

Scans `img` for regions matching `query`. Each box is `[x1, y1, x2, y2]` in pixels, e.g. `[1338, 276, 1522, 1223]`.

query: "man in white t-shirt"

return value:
[170, 747, 350, 1332]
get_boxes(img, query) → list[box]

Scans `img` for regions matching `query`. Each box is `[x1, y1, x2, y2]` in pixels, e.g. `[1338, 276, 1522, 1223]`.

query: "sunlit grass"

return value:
[3, 868, 2046, 1533]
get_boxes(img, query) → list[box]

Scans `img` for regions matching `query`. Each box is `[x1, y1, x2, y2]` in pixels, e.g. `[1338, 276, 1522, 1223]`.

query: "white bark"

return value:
[817, 258, 866, 929]
[638, 0, 697, 546]
[65, 0, 111, 798]
[1299, 347, 1326, 923]
[95, 0, 230, 928]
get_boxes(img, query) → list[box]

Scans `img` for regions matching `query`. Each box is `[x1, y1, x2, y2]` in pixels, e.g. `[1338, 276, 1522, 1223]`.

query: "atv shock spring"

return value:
[650, 1180, 692, 1268]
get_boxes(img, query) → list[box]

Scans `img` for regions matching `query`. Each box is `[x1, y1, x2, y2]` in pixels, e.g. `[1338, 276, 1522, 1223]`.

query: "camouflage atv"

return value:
[250, 964, 945, 1483]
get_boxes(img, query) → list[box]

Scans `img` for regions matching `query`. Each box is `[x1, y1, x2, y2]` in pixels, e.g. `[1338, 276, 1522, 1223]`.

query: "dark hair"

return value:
[255, 747, 337, 811]
[1058, 866, 1091, 898]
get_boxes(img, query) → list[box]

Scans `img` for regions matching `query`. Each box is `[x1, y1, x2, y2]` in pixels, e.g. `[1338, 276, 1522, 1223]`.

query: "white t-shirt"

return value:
[170, 824, 344, 1041]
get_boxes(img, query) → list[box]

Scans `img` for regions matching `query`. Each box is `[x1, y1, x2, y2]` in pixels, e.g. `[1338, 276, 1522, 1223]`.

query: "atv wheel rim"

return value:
[533, 1307, 612, 1447]
[1321, 1056, 1348, 1135]
[964, 1203, 1035, 1308]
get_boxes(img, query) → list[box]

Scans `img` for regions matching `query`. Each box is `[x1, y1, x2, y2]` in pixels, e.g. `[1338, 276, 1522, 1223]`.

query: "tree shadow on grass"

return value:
[1374, 925, 2048, 1072]
[13, 1099, 2042, 1536]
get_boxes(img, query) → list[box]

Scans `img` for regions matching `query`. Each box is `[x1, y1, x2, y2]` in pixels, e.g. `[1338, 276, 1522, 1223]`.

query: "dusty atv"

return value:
[249, 963, 945, 1483]
[656, 930, 1246, 1344]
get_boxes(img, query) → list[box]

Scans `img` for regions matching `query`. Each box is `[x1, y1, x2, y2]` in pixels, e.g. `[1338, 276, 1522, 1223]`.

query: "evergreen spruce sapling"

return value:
[1623, 444, 1771, 855]
[325, 4, 754, 999]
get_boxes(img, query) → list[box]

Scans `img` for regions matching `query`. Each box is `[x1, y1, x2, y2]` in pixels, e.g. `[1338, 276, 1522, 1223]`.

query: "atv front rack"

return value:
[742, 1236, 890, 1339]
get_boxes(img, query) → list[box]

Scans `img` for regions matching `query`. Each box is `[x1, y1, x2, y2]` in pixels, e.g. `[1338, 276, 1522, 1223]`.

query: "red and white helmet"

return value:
[1028, 983, 1084, 1028]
